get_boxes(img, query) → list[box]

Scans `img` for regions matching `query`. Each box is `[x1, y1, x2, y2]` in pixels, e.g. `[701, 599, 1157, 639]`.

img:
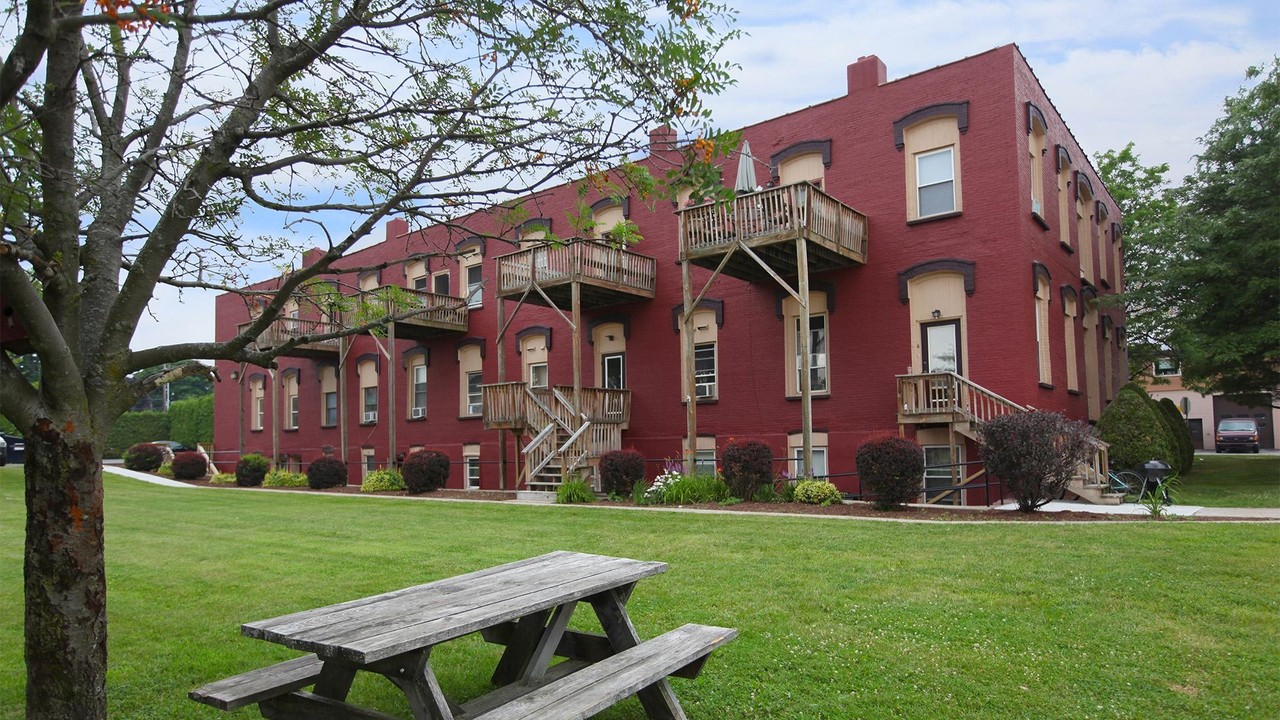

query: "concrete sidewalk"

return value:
[105, 467, 1280, 520]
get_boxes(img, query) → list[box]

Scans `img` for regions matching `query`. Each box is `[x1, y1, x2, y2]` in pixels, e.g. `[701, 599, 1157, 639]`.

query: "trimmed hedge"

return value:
[1097, 386, 1176, 471]
[599, 449, 645, 496]
[361, 468, 406, 493]
[170, 395, 213, 449]
[106, 412, 170, 458]
[124, 443, 165, 472]
[721, 440, 773, 499]
[402, 450, 451, 493]
[263, 469, 308, 488]
[306, 457, 348, 489]
[170, 451, 208, 480]
[235, 453, 270, 487]
[1156, 397, 1195, 474]
[793, 480, 843, 506]
[856, 435, 924, 510]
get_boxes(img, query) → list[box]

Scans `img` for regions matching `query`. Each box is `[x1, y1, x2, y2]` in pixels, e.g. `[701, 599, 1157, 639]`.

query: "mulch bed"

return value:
[168, 478, 1196, 521]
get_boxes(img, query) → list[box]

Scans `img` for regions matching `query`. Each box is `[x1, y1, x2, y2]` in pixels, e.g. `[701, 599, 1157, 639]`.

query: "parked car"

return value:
[0, 435, 6, 466]
[149, 440, 194, 452]
[1215, 419, 1260, 453]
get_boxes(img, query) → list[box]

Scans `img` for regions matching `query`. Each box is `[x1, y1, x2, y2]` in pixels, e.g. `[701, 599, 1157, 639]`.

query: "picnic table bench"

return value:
[190, 551, 736, 719]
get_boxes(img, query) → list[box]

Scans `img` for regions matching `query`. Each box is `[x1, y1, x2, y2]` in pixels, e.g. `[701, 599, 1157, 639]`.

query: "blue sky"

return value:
[131, 0, 1279, 353]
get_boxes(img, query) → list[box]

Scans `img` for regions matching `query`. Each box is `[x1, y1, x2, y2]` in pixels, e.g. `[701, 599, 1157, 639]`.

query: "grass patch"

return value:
[1177, 454, 1280, 507]
[1, 468, 1278, 719]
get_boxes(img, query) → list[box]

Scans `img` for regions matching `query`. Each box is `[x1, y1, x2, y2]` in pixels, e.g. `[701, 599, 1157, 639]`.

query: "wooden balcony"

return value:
[494, 240, 656, 309]
[359, 285, 468, 340]
[896, 372, 1025, 427]
[481, 382, 631, 431]
[677, 181, 869, 282]
[239, 318, 341, 359]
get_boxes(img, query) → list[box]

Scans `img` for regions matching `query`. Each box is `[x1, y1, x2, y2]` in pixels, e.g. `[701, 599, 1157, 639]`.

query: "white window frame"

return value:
[466, 264, 483, 308]
[915, 146, 956, 218]
[466, 371, 483, 416]
[362, 385, 378, 420]
[287, 394, 299, 430]
[528, 362, 549, 389]
[253, 393, 264, 431]
[602, 352, 626, 390]
[323, 390, 338, 427]
[694, 342, 716, 399]
[465, 455, 481, 490]
[1154, 359, 1180, 377]
[791, 446, 828, 479]
[694, 449, 717, 475]
[432, 270, 450, 296]
[795, 315, 828, 393]
[411, 363, 428, 415]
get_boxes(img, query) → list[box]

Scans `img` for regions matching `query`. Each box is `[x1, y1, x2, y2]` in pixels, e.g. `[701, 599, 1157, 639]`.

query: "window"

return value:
[466, 371, 483, 416]
[1154, 358, 1180, 376]
[1057, 146, 1072, 249]
[410, 362, 427, 417]
[695, 449, 717, 475]
[1063, 293, 1080, 393]
[361, 448, 376, 480]
[319, 365, 338, 427]
[791, 446, 828, 479]
[282, 372, 299, 430]
[1036, 274, 1052, 385]
[458, 343, 483, 417]
[1076, 175, 1096, 284]
[528, 362, 548, 389]
[923, 445, 962, 505]
[324, 390, 338, 427]
[794, 315, 828, 394]
[916, 147, 956, 217]
[922, 320, 961, 374]
[602, 353, 625, 390]
[1028, 105, 1047, 219]
[249, 377, 264, 431]
[464, 444, 480, 490]
[358, 358, 378, 423]
[466, 264, 483, 308]
[358, 272, 379, 292]
[902, 114, 963, 221]
[432, 271, 449, 296]
[406, 260, 428, 291]
[778, 151, 825, 188]
[694, 343, 716, 399]
[592, 203, 625, 239]
[1082, 302, 1100, 421]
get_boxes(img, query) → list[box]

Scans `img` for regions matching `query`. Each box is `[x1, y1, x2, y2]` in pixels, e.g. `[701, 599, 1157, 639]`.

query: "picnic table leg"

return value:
[386, 647, 457, 720]
[522, 601, 578, 683]
[590, 586, 688, 720]
[312, 659, 358, 700]
[491, 608, 552, 685]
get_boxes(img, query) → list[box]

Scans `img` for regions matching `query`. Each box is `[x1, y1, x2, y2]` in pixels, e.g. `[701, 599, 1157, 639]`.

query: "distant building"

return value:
[214, 44, 1128, 504]
[1142, 359, 1277, 451]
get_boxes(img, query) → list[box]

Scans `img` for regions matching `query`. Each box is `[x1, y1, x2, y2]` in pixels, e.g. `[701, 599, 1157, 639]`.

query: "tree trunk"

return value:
[24, 426, 108, 720]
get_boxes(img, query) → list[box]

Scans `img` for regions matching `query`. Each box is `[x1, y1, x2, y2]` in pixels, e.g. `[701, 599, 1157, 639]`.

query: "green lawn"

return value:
[2, 469, 1278, 719]
[1177, 454, 1280, 507]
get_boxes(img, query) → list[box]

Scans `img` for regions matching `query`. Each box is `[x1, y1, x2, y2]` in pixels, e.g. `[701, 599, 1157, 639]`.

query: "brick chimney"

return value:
[847, 55, 887, 93]
[648, 124, 678, 159]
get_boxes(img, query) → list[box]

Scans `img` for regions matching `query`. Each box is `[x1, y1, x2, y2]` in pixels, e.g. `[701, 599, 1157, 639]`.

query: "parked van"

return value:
[1215, 418, 1260, 453]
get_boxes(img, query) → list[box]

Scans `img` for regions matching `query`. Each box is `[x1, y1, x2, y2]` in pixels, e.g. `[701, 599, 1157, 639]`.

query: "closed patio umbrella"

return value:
[734, 140, 758, 193]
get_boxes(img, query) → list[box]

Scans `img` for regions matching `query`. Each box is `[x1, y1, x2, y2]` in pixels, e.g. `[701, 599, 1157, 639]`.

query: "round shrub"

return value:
[721, 439, 774, 499]
[1096, 386, 1175, 471]
[1156, 397, 1195, 474]
[123, 442, 165, 472]
[210, 472, 237, 485]
[979, 411, 1094, 512]
[263, 469, 308, 488]
[856, 435, 924, 510]
[599, 449, 645, 496]
[235, 453, 270, 487]
[170, 451, 208, 480]
[793, 479, 843, 506]
[157, 462, 174, 478]
[361, 468, 406, 493]
[402, 450, 451, 493]
[306, 456, 348, 489]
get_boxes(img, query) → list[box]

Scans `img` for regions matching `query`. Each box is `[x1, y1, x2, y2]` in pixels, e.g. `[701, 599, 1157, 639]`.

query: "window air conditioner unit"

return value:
[363, 411, 378, 423]
[411, 407, 426, 419]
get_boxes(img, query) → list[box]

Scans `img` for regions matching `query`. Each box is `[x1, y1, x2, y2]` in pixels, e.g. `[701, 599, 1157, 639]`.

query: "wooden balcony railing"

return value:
[481, 383, 631, 429]
[896, 371, 1025, 424]
[238, 317, 342, 354]
[495, 240, 657, 298]
[362, 285, 468, 332]
[678, 181, 869, 262]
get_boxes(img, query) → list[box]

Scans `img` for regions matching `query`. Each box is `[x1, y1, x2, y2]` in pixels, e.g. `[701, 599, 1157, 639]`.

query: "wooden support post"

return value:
[497, 297, 507, 490]
[387, 322, 397, 468]
[796, 232, 813, 479]
[236, 363, 245, 455]
[339, 336, 349, 471]
[681, 254, 697, 472]
[271, 369, 280, 468]
[571, 280, 582, 484]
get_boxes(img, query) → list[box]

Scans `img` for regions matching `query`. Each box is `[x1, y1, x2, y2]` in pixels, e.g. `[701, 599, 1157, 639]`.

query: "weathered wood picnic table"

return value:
[190, 551, 736, 720]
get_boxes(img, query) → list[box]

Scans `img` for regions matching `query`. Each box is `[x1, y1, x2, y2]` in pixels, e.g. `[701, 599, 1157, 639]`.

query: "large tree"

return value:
[0, 1, 738, 717]
[1094, 142, 1179, 379]
[1170, 58, 1280, 405]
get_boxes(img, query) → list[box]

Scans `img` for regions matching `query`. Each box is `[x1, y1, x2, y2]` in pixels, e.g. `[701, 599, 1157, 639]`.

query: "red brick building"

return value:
[214, 45, 1127, 504]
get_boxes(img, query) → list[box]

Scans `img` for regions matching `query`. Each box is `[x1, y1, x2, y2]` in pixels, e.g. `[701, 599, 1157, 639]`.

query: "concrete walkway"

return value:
[104, 467, 1280, 520]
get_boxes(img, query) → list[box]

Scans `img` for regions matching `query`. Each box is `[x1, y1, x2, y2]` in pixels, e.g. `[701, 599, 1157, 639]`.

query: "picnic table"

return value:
[190, 551, 736, 720]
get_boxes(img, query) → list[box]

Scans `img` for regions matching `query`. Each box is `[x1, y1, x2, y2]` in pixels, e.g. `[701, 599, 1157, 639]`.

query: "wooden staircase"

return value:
[897, 372, 1120, 505]
[481, 383, 629, 491]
